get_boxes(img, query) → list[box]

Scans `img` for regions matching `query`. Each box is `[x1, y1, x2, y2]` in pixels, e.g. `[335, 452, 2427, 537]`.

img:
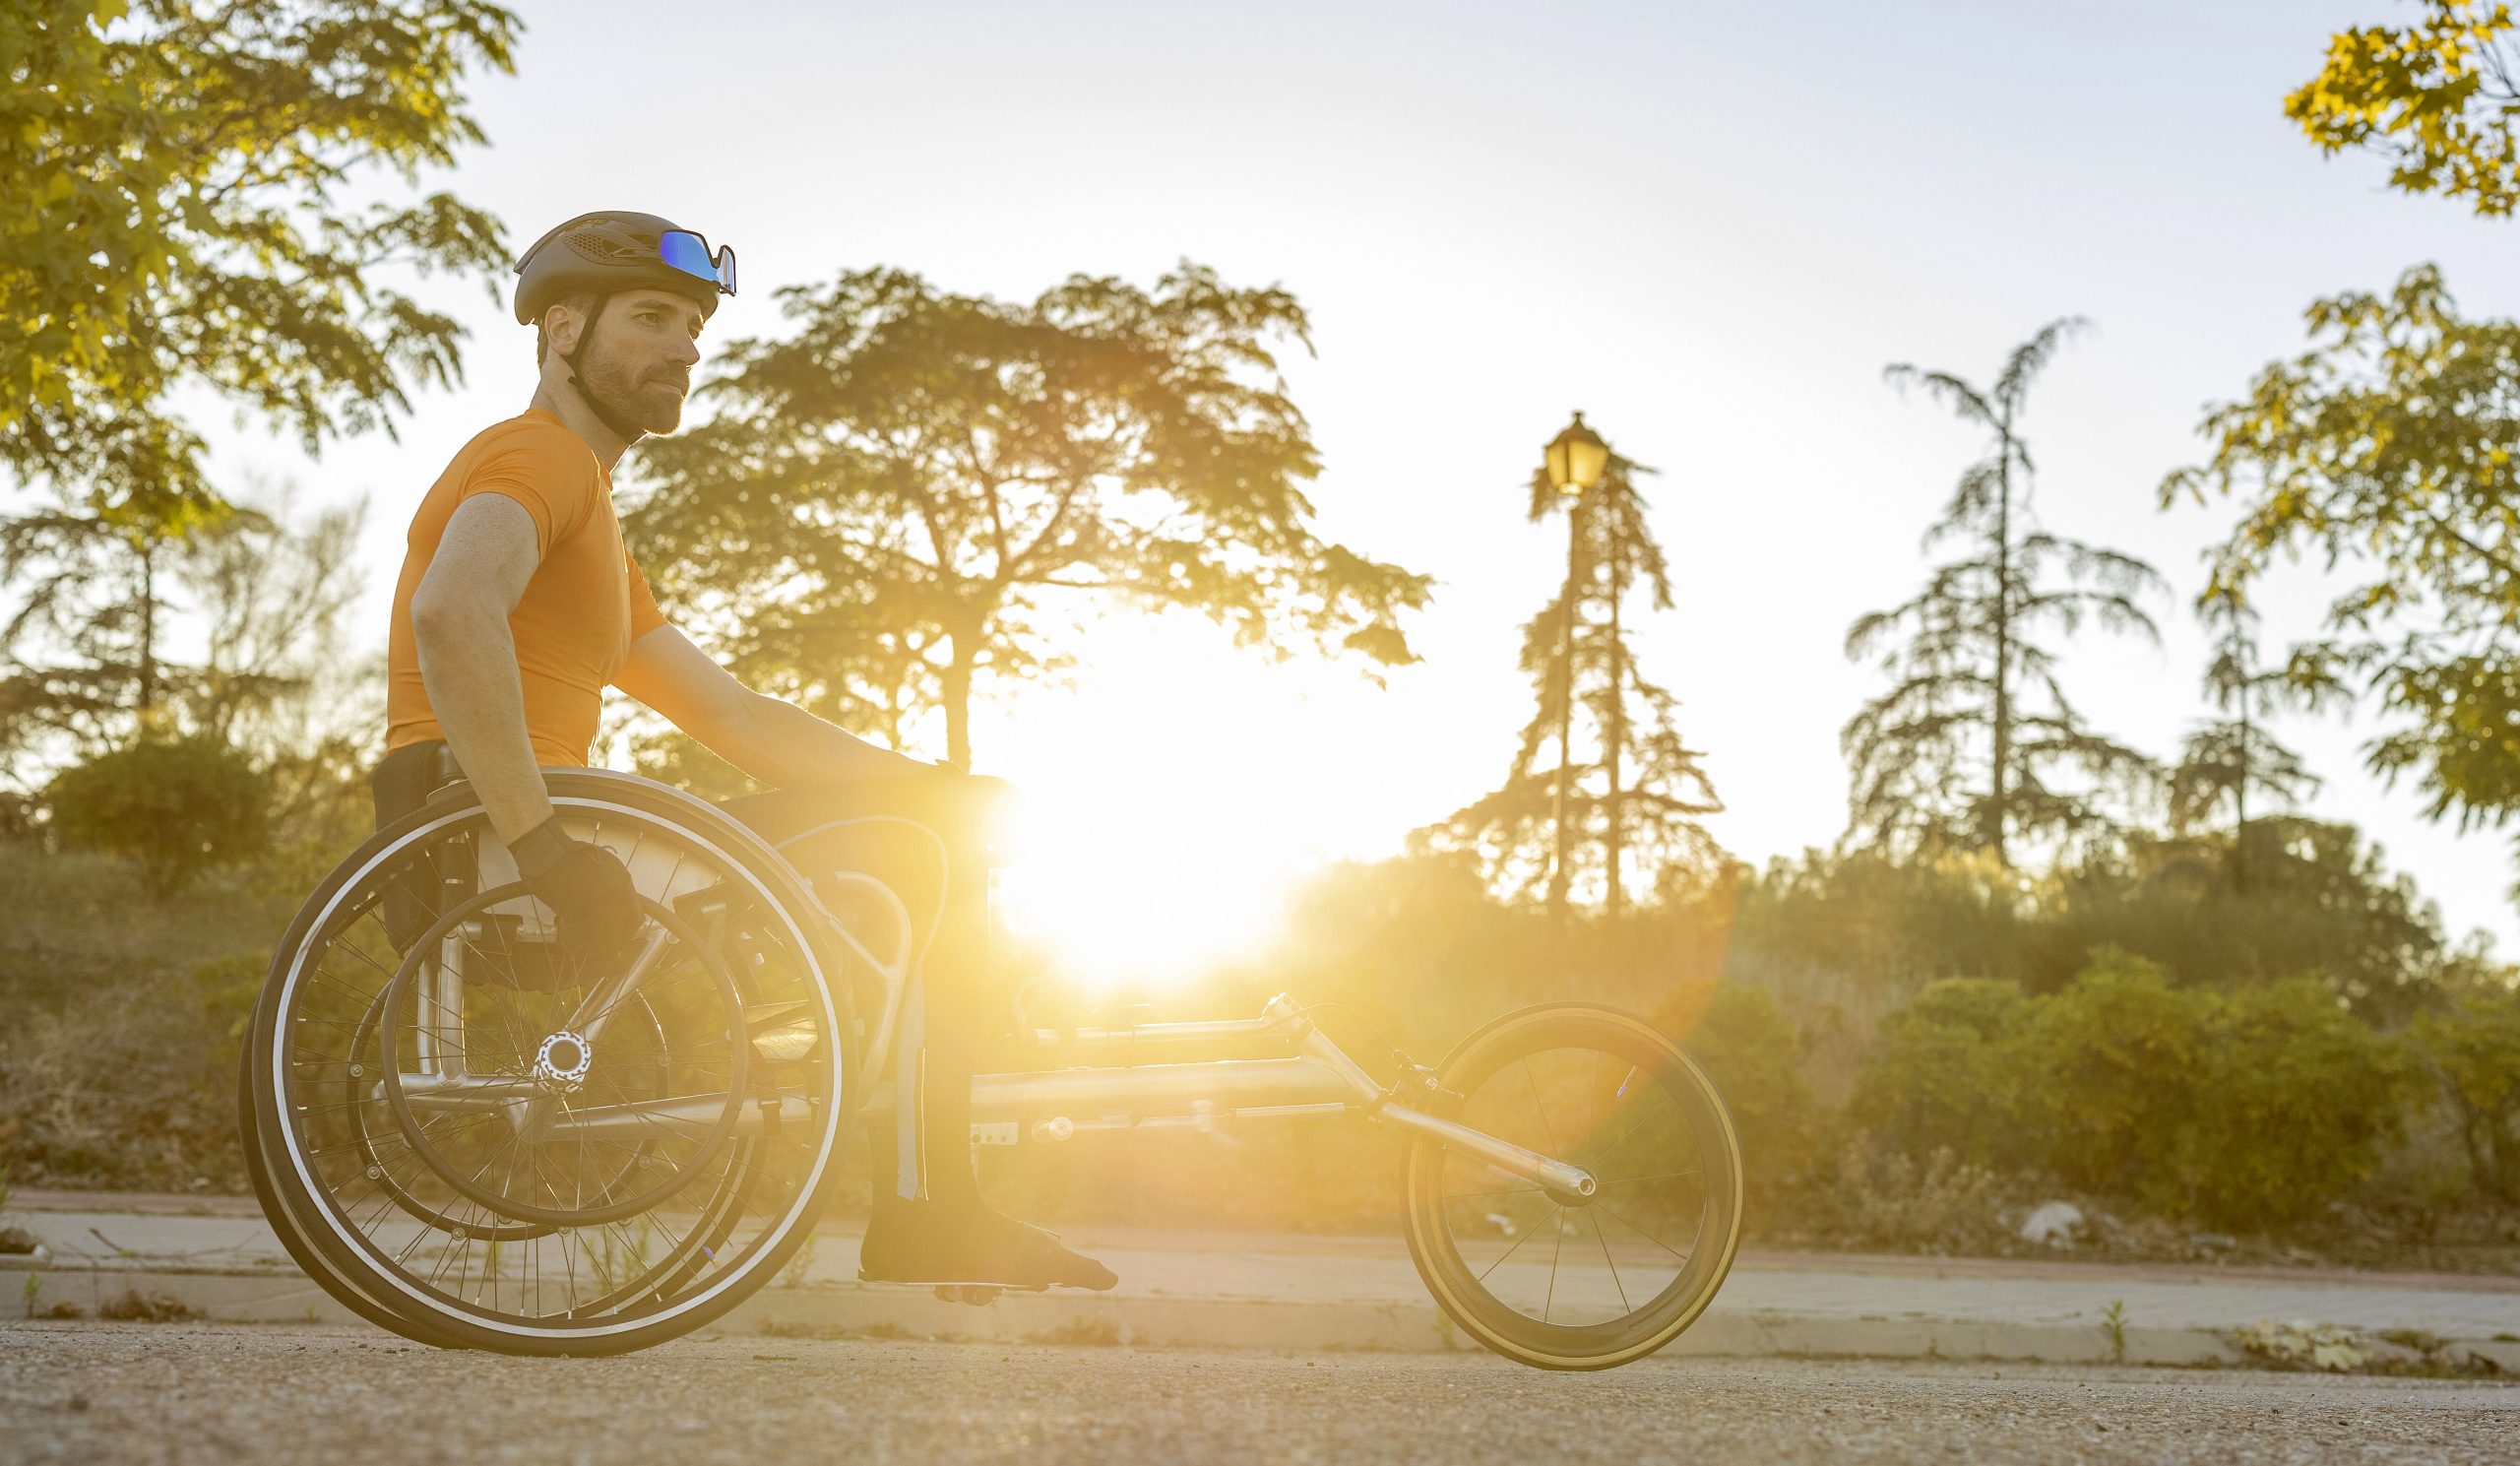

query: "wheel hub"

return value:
[533, 1029, 594, 1093]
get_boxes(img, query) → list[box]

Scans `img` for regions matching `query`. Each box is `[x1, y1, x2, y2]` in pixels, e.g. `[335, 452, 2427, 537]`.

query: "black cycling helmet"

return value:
[513, 212, 736, 444]
[511, 211, 734, 326]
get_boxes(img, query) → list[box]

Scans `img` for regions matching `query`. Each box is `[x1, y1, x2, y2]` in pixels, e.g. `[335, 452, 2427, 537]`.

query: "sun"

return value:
[976, 611, 1409, 995]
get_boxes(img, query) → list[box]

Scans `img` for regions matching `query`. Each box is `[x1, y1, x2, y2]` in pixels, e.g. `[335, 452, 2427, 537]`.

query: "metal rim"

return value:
[259, 786, 851, 1344]
[375, 887, 751, 1228]
[1404, 1006, 1742, 1370]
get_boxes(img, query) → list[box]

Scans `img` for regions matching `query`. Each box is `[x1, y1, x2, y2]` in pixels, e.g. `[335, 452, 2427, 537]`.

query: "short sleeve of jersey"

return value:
[456, 420, 599, 557]
[625, 550, 669, 639]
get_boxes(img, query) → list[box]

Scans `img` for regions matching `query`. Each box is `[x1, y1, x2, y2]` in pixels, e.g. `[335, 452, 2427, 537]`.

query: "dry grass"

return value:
[0, 842, 285, 1191]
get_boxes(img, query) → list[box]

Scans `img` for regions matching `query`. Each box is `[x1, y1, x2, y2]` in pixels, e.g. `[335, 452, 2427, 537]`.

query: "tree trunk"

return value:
[1988, 421, 2014, 870]
[942, 631, 975, 769]
[1605, 497, 1626, 922]
[2233, 692, 2251, 893]
[1546, 501, 1583, 923]
[138, 536, 158, 719]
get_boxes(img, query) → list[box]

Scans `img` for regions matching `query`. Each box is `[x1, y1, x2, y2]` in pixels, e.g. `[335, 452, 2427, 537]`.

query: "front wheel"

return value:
[1401, 1003, 1742, 1370]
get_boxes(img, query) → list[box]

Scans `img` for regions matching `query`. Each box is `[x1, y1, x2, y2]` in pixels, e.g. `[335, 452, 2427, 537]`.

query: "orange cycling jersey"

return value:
[385, 409, 668, 767]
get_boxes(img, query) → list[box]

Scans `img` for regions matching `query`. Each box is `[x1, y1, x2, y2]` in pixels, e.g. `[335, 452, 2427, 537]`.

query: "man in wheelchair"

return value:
[369, 210, 1114, 1295]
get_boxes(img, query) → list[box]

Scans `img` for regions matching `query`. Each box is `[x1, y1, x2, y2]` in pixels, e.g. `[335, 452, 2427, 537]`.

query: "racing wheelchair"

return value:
[238, 767, 1742, 1370]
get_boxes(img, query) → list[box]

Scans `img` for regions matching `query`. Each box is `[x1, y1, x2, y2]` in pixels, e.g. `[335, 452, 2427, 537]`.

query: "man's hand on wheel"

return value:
[511, 817, 645, 964]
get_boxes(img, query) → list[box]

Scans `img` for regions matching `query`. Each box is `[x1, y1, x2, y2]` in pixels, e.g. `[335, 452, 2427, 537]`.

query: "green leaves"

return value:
[2, 0, 518, 526]
[629, 262, 1429, 765]
[46, 733, 274, 899]
[2288, 2, 2520, 216]
[2174, 265, 2520, 842]
[1851, 957, 2415, 1230]
[1847, 322, 2164, 867]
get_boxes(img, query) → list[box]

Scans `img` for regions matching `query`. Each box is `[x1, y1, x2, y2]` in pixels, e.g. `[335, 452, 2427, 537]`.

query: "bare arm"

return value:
[612, 626, 929, 787]
[409, 494, 554, 844]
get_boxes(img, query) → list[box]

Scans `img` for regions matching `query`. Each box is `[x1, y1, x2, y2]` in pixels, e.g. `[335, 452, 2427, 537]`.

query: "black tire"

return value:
[246, 769, 858, 1355]
[1401, 1003, 1742, 1370]
[236, 988, 472, 1347]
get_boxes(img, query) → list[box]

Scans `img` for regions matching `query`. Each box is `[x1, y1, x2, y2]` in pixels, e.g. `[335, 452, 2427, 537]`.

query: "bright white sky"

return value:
[179, 0, 2520, 979]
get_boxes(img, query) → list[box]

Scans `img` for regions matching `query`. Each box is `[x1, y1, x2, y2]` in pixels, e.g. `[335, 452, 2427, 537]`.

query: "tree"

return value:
[2164, 266, 2520, 852]
[0, 508, 178, 760]
[1418, 458, 1720, 917]
[629, 263, 1432, 767]
[4, 0, 517, 531]
[0, 489, 370, 809]
[2168, 588, 2323, 887]
[2288, 1, 2520, 217]
[1844, 321, 2164, 868]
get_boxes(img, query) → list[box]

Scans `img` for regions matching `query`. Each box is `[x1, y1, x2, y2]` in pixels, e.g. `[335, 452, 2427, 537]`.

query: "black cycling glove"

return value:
[512, 817, 645, 966]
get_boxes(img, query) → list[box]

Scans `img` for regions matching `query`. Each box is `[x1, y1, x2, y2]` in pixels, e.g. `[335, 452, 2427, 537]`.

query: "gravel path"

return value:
[4, 1320, 2516, 1465]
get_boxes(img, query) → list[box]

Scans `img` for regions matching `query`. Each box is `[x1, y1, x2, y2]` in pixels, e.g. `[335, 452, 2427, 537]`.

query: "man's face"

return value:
[564, 288, 707, 435]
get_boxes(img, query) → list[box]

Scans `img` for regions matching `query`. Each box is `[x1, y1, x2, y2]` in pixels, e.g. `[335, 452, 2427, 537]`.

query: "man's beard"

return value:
[577, 338, 687, 435]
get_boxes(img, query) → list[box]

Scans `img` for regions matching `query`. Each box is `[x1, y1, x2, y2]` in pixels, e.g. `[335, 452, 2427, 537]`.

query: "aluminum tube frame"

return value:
[1373, 1103, 1600, 1201]
[1023, 1015, 1300, 1052]
[537, 1075, 1602, 1205]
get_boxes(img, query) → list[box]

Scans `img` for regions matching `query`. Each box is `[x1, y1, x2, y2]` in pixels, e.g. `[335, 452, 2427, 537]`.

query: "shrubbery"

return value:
[0, 845, 278, 1190]
[45, 734, 272, 898]
[1728, 820, 2459, 1025]
[1666, 985, 1821, 1207]
[2409, 986, 2520, 1204]
[1845, 977, 2032, 1169]
[1842, 952, 2417, 1230]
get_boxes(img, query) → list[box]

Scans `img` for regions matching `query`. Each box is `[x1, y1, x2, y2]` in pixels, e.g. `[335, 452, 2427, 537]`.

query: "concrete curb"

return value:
[20, 1248, 2520, 1380]
[24, 1254, 2519, 1371]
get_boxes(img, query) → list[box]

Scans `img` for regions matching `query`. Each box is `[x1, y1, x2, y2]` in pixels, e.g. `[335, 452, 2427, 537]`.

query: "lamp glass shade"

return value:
[1544, 414, 1610, 495]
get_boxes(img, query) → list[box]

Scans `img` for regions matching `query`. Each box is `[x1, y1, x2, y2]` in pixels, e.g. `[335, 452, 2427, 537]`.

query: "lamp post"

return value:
[1542, 412, 1609, 922]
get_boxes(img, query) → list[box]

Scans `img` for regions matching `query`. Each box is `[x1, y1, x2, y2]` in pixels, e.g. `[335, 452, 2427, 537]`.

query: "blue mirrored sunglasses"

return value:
[659, 229, 737, 296]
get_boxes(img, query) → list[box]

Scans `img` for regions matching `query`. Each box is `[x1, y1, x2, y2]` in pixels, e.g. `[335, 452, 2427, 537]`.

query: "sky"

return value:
[174, 0, 2520, 979]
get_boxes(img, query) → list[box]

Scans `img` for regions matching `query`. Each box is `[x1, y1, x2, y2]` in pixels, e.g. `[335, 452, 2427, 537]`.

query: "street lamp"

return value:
[1544, 413, 1610, 497]
[1541, 412, 1608, 922]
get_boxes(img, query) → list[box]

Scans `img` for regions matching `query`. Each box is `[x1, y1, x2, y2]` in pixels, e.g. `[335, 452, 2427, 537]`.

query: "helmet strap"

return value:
[556, 295, 648, 446]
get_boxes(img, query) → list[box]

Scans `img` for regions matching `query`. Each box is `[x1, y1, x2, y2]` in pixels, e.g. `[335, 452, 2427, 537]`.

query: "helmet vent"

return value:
[565, 231, 655, 264]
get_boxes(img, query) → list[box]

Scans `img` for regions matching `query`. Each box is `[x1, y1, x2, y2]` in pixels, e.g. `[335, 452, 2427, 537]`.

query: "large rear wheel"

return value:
[246, 771, 857, 1354]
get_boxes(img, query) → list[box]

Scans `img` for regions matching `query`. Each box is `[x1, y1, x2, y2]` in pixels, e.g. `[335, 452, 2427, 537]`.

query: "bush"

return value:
[1844, 977, 2032, 1169]
[1850, 950, 2415, 1231]
[2184, 978, 2413, 1230]
[1801, 1139, 2017, 1254]
[1725, 821, 2457, 1025]
[2409, 986, 2520, 1203]
[2015, 950, 2208, 1210]
[46, 734, 272, 898]
[1670, 985, 1821, 1204]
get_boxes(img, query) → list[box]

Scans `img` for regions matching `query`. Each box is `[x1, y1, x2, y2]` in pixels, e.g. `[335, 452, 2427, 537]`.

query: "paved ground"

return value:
[3, 1321, 2516, 1465]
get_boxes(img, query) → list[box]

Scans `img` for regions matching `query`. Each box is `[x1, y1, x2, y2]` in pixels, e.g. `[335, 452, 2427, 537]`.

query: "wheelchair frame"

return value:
[387, 802, 1598, 1203]
[249, 768, 1736, 1370]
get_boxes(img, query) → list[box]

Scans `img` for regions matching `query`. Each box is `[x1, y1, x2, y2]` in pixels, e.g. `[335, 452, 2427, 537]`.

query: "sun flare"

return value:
[979, 612, 1411, 995]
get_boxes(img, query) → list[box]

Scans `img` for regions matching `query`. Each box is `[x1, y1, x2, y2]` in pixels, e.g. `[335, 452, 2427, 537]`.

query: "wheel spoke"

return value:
[1474, 1203, 1556, 1285]
[1589, 1208, 1631, 1314]
[1594, 1198, 1694, 1263]
[1521, 1057, 1564, 1157]
[1543, 1206, 1565, 1325]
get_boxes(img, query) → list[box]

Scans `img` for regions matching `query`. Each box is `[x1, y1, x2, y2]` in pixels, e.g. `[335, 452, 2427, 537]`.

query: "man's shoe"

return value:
[857, 1197, 1117, 1292]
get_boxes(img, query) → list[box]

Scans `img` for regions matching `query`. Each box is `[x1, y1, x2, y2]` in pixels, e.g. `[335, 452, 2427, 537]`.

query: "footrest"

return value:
[853, 1271, 1048, 1306]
